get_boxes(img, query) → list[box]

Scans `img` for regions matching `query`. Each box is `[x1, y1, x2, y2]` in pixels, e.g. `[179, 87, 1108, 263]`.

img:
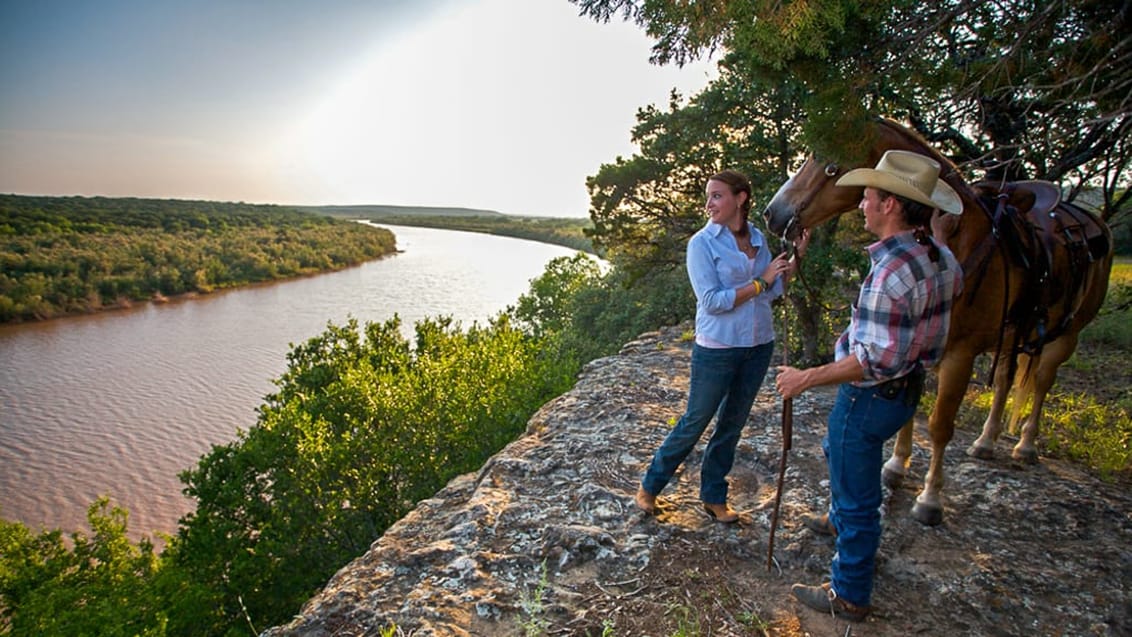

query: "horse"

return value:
[763, 119, 1114, 525]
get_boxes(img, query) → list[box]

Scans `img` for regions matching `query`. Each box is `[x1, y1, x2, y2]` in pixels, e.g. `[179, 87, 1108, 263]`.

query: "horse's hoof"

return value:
[1011, 447, 1039, 464]
[966, 443, 995, 460]
[911, 501, 944, 526]
[881, 468, 904, 489]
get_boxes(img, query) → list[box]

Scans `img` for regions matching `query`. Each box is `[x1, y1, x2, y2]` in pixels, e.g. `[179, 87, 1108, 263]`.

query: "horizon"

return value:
[0, 191, 538, 218]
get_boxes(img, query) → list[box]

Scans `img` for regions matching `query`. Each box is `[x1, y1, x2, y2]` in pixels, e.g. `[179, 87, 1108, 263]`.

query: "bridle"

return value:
[773, 158, 852, 313]
[779, 159, 841, 240]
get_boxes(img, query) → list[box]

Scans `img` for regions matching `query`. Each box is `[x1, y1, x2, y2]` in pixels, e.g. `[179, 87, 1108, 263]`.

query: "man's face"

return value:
[859, 187, 886, 236]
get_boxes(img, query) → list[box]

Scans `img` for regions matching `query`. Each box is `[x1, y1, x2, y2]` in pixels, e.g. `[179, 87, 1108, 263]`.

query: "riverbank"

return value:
[0, 225, 580, 543]
[311, 205, 596, 255]
[0, 194, 398, 324]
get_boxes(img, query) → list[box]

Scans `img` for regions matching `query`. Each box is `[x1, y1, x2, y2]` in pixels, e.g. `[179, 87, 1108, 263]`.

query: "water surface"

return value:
[0, 224, 579, 539]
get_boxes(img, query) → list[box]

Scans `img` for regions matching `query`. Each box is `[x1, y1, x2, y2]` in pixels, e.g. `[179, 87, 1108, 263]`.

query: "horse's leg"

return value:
[1013, 335, 1076, 463]
[882, 420, 915, 488]
[912, 352, 975, 526]
[967, 356, 1015, 459]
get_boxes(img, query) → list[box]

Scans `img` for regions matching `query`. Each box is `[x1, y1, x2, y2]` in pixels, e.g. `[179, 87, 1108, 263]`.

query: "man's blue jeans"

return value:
[641, 342, 774, 504]
[824, 382, 917, 607]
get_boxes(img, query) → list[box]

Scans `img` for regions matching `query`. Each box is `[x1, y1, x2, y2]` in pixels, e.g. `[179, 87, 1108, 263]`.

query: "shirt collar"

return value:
[867, 229, 916, 260]
[705, 220, 763, 247]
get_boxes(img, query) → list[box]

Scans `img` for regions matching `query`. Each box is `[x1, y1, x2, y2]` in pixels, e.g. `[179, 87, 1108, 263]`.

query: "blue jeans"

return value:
[823, 382, 917, 607]
[641, 342, 774, 504]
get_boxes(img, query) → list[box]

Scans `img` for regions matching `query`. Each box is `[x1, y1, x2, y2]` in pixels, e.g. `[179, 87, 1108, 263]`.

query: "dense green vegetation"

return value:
[313, 205, 596, 255]
[0, 195, 396, 323]
[0, 251, 618, 635]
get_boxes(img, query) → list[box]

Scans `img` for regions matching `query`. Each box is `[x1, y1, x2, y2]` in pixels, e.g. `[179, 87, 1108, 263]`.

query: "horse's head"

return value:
[763, 155, 866, 240]
[763, 119, 967, 239]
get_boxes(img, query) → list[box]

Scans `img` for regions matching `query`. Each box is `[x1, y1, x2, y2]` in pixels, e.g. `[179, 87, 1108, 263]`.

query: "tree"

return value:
[573, 0, 1131, 221]
[0, 499, 167, 635]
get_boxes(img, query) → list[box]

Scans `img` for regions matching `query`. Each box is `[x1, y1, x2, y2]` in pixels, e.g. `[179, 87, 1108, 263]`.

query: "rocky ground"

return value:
[264, 324, 1132, 637]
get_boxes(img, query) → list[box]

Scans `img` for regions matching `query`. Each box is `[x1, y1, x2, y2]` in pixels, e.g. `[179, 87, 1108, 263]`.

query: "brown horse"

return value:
[763, 119, 1114, 525]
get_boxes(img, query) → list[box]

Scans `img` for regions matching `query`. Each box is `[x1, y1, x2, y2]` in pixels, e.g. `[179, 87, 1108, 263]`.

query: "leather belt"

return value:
[875, 366, 926, 406]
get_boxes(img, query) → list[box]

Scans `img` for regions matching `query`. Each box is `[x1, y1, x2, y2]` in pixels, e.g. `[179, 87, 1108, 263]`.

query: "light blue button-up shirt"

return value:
[687, 220, 782, 348]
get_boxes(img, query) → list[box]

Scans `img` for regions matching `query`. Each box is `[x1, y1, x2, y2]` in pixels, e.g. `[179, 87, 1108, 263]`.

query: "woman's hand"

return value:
[761, 251, 791, 283]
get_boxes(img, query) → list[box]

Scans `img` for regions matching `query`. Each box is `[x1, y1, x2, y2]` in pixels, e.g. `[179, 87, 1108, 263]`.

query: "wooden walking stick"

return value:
[767, 248, 796, 571]
[766, 395, 792, 570]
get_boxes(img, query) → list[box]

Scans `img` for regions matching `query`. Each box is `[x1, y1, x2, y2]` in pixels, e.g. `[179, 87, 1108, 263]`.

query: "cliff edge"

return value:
[264, 324, 1131, 636]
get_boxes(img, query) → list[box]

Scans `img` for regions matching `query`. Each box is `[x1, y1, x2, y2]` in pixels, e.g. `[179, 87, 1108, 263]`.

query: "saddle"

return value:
[970, 180, 1111, 356]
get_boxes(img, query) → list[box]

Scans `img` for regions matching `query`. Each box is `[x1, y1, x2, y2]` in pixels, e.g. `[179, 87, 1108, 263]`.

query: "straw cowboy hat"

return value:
[836, 150, 963, 215]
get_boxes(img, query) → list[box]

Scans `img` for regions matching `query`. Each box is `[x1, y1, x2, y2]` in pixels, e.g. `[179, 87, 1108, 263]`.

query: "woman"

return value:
[636, 169, 806, 523]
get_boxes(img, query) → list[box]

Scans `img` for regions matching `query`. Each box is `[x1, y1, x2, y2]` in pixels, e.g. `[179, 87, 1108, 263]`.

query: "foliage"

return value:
[511, 252, 699, 365]
[1080, 258, 1132, 346]
[0, 498, 167, 636]
[0, 195, 395, 323]
[168, 313, 575, 633]
[516, 561, 551, 637]
[1042, 391, 1131, 480]
[585, 69, 805, 270]
[574, 0, 1130, 366]
[581, 64, 867, 365]
[573, 0, 1131, 223]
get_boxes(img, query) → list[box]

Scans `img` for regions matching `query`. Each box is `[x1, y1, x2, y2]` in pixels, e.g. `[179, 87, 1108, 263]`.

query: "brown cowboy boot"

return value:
[791, 582, 870, 622]
[802, 512, 838, 537]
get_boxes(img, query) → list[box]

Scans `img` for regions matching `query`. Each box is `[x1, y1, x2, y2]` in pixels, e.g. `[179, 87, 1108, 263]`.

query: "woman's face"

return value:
[705, 179, 746, 229]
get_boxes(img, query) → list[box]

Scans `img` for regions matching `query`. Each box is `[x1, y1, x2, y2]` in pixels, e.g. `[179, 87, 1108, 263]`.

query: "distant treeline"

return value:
[310, 206, 596, 255]
[0, 195, 396, 323]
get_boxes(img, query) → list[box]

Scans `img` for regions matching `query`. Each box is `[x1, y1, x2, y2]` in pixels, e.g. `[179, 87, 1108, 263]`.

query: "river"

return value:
[0, 224, 581, 540]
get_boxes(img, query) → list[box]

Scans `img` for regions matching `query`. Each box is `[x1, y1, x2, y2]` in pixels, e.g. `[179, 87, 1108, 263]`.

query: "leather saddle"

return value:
[972, 179, 1111, 354]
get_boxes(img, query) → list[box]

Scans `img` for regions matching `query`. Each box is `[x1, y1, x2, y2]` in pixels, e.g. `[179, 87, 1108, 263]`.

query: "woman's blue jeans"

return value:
[641, 341, 774, 504]
[823, 382, 917, 607]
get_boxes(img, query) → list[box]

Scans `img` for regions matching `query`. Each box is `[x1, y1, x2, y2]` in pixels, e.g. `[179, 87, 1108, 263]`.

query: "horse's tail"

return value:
[1007, 352, 1039, 435]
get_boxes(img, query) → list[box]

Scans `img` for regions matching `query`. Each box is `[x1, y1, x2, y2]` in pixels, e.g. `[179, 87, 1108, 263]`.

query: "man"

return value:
[775, 150, 964, 621]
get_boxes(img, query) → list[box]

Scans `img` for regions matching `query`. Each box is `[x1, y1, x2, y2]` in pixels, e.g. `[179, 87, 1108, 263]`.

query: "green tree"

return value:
[0, 499, 167, 636]
[169, 314, 574, 633]
[573, 0, 1131, 221]
[582, 61, 863, 363]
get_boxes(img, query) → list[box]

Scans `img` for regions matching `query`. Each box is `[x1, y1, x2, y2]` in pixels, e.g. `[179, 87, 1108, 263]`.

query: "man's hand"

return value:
[931, 207, 960, 244]
[775, 365, 807, 399]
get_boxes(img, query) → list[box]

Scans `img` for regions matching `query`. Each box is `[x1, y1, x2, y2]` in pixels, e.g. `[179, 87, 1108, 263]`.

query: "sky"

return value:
[0, 0, 718, 218]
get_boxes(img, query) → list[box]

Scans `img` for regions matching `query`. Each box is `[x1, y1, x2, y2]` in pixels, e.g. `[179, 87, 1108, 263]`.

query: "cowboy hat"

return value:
[836, 150, 963, 215]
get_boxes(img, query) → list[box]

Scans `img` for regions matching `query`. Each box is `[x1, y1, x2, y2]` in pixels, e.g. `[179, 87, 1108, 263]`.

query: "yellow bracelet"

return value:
[751, 279, 764, 295]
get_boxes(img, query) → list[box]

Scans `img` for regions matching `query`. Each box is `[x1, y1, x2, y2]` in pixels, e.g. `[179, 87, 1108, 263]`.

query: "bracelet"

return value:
[751, 279, 764, 295]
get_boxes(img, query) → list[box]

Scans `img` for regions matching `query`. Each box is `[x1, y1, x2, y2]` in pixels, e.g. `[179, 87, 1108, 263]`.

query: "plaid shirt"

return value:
[835, 231, 963, 385]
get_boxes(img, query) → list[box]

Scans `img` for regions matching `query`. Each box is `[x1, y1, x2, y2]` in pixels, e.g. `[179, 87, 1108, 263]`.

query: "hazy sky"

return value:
[0, 0, 717, 218]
